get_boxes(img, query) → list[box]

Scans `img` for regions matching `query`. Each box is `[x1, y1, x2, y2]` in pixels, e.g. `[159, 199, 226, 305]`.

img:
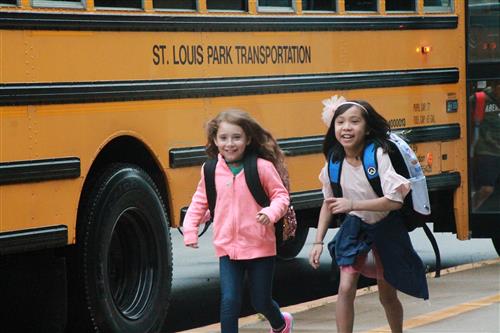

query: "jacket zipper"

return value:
[231, 173, 237, 258]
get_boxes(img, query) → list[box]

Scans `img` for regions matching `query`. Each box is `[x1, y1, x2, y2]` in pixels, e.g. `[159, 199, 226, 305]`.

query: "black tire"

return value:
[72, 164, 172, 333]
[276, 224, 309, 260]
[492, 237, 500, 257]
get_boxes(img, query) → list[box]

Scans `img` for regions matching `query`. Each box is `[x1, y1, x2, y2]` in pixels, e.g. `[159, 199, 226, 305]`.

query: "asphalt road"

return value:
[162, 225, 498, 332]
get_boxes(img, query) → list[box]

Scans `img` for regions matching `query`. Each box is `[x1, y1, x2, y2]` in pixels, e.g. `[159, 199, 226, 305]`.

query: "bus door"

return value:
[468, 80, 500, 213]
[467, 1, 500, 241]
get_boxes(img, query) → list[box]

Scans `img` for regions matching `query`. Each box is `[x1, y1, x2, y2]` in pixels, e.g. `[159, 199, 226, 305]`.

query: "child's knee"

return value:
[338, 282, 357, 298]
[479, 185, 495, 196]
[379, 292, 399, 307]
[221, 295, 241, 312]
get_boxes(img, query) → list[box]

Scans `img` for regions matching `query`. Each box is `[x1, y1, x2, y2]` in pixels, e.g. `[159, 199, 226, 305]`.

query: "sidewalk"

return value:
[179, 258, 500, 333]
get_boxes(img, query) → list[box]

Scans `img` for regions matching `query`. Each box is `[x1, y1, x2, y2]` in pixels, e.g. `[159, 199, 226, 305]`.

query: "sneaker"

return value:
[270, 312, 293, 333]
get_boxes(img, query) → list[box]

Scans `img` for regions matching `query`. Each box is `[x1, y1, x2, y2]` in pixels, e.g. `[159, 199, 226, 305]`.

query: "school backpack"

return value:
[328, 132, 442, 276]
[203, 152, 297, 242]
[327, 132, 431, 231]
[473, 91, 487, 124]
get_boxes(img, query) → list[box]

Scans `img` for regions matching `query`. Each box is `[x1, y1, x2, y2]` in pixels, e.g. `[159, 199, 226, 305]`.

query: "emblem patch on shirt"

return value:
[367, 166, 377, 176]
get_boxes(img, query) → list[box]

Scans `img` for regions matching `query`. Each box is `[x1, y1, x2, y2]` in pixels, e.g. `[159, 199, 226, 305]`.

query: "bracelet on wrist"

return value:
[313, 241, 324, 245]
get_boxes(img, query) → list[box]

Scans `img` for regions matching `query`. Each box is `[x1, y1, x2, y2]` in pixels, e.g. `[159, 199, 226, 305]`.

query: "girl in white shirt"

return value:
[309, 96, 427, 333]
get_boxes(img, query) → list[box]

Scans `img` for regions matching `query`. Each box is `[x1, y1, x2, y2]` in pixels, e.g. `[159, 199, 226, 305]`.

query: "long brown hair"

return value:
[205, 109, 289, 189]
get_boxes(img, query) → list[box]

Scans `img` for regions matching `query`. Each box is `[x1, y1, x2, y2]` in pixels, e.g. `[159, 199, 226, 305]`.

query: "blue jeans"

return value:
[219, 255, 285, 333]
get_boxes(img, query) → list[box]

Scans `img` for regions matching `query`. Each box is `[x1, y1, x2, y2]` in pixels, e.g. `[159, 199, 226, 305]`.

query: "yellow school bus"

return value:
[0, 0, 498, 332]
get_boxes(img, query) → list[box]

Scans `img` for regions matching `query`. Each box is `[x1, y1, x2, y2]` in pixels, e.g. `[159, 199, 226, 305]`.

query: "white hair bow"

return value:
[321, 95, 346, 126]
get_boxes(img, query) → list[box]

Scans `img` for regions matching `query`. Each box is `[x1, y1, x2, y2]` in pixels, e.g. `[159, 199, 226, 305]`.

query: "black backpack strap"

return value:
[243, 152, 270, 207]
[327, 150, 343, 198]
[179, 158, 216, 238]
[203, 158, 218, 217]
[362, 142, 383, 198]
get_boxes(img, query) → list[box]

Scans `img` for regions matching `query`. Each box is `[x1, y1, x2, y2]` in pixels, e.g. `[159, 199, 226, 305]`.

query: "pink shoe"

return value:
[270, 312, 293, 333]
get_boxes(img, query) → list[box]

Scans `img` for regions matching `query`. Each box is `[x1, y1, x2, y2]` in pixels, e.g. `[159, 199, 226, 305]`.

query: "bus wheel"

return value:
[276, 224, 309, 260]
[492, 237, 500, 257]
[74, 164, 172, 333]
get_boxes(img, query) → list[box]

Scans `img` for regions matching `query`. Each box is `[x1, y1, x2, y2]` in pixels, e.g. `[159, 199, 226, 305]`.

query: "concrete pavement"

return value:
[179, 258, 500, 333]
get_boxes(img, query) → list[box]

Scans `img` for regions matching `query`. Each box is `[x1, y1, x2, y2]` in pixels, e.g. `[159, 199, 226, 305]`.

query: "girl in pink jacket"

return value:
[183, 109, 293, 333]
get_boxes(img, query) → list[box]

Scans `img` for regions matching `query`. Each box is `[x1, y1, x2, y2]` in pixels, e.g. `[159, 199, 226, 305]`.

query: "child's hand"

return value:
[325, 197, 352, 214]
[256, 213, 271, 225]
[186, 243, 199, 248]
[309, 244, 323, 269]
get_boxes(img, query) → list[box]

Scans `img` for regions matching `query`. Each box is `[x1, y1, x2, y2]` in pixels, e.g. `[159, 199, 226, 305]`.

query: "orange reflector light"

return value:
[416, 46, 432, 54]
[489, 42, 497, 50]
[426, 153, 433, 167]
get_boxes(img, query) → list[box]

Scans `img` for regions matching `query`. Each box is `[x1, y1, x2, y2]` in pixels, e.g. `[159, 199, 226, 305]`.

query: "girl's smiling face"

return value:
[334, 106, 368, 153]
[214, 121, 250, 163]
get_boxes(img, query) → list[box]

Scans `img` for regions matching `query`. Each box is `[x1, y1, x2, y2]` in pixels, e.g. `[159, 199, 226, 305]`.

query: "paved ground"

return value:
[179, 258, 500, 333]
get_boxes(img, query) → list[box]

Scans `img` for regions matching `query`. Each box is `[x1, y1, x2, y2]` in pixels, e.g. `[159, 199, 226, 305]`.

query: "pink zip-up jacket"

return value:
[183, 154, 289, 260]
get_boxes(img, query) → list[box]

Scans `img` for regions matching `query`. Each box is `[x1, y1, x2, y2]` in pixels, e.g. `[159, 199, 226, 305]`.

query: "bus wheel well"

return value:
[81, 136, 169, 219]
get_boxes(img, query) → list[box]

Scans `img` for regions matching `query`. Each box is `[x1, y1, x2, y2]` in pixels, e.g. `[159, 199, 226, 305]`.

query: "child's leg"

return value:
[336, 270, 360, 333]
[246, 256, 285, 330]
[472, 185, 495, 209]
[219, 256, 245, 333]
[377, 278, 403, 333]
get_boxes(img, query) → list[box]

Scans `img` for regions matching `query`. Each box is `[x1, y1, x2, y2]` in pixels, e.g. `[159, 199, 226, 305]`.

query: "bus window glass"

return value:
[95, 0, 142, 9]
[259, 0, 292, 8]
[468, 1, 500, 62]
[207, 0, 246, 11]
[0, 0, 17, 5]
[423, 0, 452, 12]
[153, 0, 197, 10]
[469, 80, 500, 213]
[302, 0, 336, 11]
[345, 0, 377, 12]
[386, 0, 416, 12]
[32, 0, 83, 8]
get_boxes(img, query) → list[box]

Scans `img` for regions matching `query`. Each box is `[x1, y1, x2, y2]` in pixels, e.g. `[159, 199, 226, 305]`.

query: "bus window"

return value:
[468, 1, 500, 62]
[153, 0, 197, 10]
[386, 0, 416, 12]
[469, 80, 500, 213]
[424, 0, 453, 12]
[95, 0, 142, 9]
[32, 0, 84, 9]
[207, 0, 247, 11]
[345, 0, 377, 12]
[0, 0, 17, 6]
[259, 0, 291, 5]
[302, 0, 336, 11]
[258, 0, 293, 12]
